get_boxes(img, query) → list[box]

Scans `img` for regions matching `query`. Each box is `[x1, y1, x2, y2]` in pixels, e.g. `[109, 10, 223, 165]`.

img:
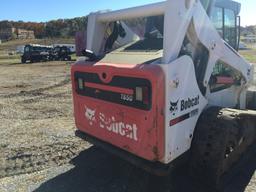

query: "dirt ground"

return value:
[0, 61, 90, 187]
[0, 60, 255, 192]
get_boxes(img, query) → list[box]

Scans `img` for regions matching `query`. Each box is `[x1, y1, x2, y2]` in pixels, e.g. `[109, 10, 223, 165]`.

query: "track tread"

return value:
[190, 107, 256, 190]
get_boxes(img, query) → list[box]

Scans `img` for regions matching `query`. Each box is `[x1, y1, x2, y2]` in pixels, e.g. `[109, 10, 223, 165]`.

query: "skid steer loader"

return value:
[72, 0, 256, 187]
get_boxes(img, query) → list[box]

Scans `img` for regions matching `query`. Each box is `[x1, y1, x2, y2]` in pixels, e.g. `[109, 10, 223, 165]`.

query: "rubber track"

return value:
[190, 107, 256, 190]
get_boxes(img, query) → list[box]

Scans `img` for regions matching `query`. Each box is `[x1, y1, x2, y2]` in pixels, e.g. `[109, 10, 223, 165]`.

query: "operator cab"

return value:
[200, 0, 240, 50]
[210, 0, 241, 50]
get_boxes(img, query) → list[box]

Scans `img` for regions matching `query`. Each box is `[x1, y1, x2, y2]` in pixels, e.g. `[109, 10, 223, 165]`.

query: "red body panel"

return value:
[71, 61, 165, 161]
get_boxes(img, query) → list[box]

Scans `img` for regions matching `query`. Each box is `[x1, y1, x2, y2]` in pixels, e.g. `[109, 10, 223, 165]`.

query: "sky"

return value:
[0, 0, 255, 26]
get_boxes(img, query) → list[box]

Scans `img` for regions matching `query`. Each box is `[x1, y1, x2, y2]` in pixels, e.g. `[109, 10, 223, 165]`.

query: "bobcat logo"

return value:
[170, 100, 179, 115]
[85, 106, 96, 126]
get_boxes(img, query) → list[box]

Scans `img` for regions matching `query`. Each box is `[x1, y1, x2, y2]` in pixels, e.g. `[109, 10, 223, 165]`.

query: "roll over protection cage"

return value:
[86, 0, 240, 62]
[86, 0, 198, 64]
[86, 0, 251, 85]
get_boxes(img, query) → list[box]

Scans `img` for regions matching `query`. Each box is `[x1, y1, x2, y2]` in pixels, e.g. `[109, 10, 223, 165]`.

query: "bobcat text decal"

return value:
[169, 95, 200, 126]
[170, 95, 200, 114]
[181, 95, 199, 111]
[85, 106, 138, 141]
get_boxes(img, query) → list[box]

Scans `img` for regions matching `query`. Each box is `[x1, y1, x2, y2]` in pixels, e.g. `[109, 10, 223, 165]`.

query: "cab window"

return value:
[224, 8, 236, 49]
[211, 7, 238, 50]
[104, 16, 164, 53]
[211, 7, 223, 37]
[209, 60, 242, 92]
[24, 46, 30, 52]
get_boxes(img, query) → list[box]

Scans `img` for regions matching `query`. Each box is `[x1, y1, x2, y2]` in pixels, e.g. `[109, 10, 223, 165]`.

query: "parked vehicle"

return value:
[50, 46, 72, 61]
[21, 44, 53, 63]
[239, 42, 247, 50]
[72, 0, 256, 189]
[53, 44, 76, 53]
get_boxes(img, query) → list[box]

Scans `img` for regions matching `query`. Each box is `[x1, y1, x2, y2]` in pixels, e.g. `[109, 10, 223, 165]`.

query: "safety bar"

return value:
[97, 2, 166, 23]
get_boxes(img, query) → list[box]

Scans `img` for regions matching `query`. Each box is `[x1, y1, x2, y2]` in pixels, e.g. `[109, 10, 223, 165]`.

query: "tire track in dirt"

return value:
[0, 78, 70, 99]
[0, 139, 89, 179]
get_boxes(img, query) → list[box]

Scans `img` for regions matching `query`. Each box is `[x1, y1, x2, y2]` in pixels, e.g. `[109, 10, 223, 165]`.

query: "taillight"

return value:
[135, 87, 143, 101]
[136, 86, 149, 105]
[78, 78, 84, 90]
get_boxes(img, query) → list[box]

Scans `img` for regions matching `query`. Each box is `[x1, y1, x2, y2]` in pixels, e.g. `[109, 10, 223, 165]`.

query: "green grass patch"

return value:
[71, 54, 77, 61]
[0, 54, 20, 60]
[239, 49, 256, 63]
[0, 58, 21, 65]
[242, 54, 256, 63]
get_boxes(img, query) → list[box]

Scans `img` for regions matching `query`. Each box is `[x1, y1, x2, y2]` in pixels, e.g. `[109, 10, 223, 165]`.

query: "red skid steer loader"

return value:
[72, 0, 256, 188]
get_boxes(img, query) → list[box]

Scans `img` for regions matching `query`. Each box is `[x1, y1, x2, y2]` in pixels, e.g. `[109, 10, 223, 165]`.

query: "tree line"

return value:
[0, 16, 87, 39]
[241, 25, 256, 36]
[0, 16, 255, 39]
